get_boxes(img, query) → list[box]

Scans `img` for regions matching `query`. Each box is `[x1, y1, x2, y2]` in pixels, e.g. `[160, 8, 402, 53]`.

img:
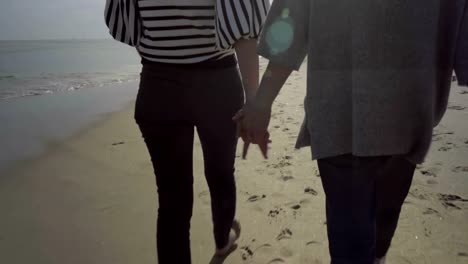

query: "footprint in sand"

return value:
[312, 169, 321, 178]
[448, 105, 467, 110]
[290, 204, 301, 210]
[438, 142, 456, 152]
[240, 246, 254, 261]
[268, 207, 286, 219]
[241, 243, 274, 261]
[432, 129, 454, 136]
[438, 193, 468, 210]
[419, 167, 440, 177]
[198, 191, 211, 206]
[247, 194, 266, 203]
[432, 130, 454, 142]
[276, 228, 293, 241]
[267, 258, 286, 263]
[280, 174, 294, 181]
[452, 166, 468, 173]
[423, 207, 441, 216]
[306, 241, 321, 246]
[409, 188, 430, 201]
[449, 104, 467, 110]
[424, 226, 432, 237]
[269, 158, 293, 169]
[305, 187, 318, 196]
[255, 243, 273, 250]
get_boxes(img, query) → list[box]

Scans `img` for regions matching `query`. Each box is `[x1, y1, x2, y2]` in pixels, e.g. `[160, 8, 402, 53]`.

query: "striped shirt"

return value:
[105, 0, 269, 64]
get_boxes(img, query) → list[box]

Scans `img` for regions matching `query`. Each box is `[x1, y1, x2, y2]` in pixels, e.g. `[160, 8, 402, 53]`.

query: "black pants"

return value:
[135, 58, 244, 264]
[317, 155, 415, 264]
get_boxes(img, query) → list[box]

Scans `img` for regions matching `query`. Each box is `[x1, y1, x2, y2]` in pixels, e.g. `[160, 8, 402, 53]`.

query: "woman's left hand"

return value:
[233, 102, 272, 159]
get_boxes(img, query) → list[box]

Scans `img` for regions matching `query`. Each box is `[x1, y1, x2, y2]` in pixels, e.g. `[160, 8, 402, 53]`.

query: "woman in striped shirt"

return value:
[105, 1, 269, 263]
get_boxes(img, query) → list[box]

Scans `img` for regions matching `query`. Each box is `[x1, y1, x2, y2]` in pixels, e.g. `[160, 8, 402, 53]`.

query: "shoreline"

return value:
[0, 81, 139, 173]
[2, 101, 135, 176]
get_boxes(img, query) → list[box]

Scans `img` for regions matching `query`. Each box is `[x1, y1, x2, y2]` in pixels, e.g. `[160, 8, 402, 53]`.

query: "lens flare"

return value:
[265, 8, 294, 55]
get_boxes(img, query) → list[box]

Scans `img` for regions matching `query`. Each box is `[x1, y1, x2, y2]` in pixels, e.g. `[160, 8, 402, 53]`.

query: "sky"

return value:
[0, 0, 274, 41]
[0, 0, 109, 40]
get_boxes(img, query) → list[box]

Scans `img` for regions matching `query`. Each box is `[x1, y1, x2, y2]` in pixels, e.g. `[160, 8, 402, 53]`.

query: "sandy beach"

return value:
[1, 61, 468, 264]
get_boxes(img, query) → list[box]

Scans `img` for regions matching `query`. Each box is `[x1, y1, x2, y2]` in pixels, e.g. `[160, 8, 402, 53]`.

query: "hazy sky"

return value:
[0, 0, 109, 40]
[0, 0, 274, 41]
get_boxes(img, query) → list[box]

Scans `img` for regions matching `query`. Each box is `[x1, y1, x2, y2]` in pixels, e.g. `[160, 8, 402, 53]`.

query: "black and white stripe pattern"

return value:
[105, 0, 269, 63]
[137, 0, 233, 63]
[105, 0, 141, 46]
[215, 0, 270, 49]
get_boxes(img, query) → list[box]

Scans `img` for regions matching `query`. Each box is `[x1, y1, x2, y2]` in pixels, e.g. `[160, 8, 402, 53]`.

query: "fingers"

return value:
[259, 132, 270, 159]
[232, 109, 244, 122]
[240, 132, 270, 160]
[237, 122, 250, 144]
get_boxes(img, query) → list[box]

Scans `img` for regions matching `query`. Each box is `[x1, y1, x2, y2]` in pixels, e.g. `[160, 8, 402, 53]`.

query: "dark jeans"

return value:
[135, 58, 244, 264]
[317, 154, 415, 264]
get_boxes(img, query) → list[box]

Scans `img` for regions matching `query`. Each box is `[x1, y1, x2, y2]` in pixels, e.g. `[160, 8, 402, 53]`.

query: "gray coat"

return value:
[258, 0, 468, 163]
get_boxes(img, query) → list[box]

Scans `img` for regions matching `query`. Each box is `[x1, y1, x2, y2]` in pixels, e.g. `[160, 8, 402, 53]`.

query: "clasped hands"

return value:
[233, 100, 272, 159]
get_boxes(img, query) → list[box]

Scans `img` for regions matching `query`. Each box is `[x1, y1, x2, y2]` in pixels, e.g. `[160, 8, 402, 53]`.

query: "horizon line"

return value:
[0, 37, 112, 42]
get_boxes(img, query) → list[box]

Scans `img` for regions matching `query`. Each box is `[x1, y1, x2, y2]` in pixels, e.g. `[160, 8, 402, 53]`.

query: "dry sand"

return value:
[1, 62, 468, 264]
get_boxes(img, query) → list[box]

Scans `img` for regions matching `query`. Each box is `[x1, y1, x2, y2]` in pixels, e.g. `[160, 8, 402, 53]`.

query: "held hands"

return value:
[233, 100, 272, 159]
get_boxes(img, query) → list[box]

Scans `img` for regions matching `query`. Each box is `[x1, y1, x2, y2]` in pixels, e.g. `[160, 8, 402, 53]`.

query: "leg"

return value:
[193, 66, 244, 250]
[138, 121, 195, 264]
[375, 156, 416, 258]
[317, 155, 388, 264]
[196, 114, 239, 249]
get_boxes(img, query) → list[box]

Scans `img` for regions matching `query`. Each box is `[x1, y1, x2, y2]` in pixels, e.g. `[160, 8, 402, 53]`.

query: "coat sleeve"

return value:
[104, 0, 141, 47]
[215, 0, 271, 49]
[455, 0, 468, 86]
[257, 0, 310, 70]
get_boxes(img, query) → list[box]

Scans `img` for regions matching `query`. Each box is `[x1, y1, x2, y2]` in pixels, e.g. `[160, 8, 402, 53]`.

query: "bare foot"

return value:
[215, 220, 241, 256]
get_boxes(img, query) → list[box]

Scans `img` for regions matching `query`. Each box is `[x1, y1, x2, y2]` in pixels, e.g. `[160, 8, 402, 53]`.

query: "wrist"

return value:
[245, 93, 256, 104]
[253, 95, 273, 111]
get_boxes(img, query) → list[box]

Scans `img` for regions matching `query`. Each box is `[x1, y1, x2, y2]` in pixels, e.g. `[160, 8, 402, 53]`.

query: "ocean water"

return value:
[0, 39, 141, 100]
[0, 39, 142, 173]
